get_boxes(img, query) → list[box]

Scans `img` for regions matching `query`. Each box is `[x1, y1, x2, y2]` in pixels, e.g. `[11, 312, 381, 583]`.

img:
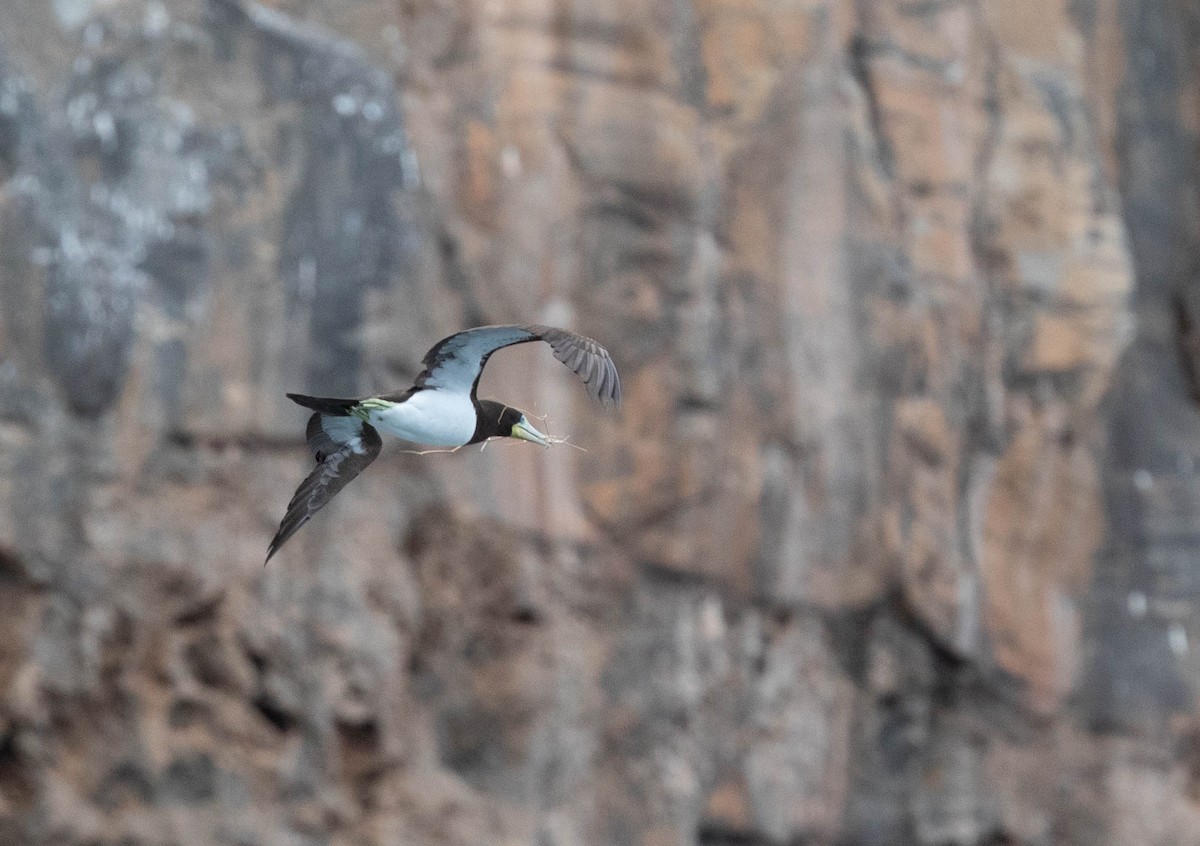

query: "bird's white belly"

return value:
[367, 390, 476, 447]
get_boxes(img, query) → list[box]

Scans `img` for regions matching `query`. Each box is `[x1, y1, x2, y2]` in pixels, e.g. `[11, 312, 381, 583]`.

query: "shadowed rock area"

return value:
[0, 0, 1198, 843]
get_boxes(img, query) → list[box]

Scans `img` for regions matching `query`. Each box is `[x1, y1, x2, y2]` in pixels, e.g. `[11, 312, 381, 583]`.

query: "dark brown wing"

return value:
[524, 324, 622, 407]
[405, 324, 621, 406]
[408, 325, 538, 396]
[265, 416, 382, 562]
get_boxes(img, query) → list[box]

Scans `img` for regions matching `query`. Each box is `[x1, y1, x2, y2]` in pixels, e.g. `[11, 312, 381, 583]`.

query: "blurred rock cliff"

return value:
[0, 0, 1199, 844]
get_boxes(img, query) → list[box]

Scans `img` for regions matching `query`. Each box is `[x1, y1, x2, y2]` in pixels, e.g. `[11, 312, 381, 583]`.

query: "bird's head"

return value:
[472, 400, 551, 446]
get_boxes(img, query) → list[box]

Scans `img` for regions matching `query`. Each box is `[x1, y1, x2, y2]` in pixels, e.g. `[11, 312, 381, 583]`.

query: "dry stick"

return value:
[396, 445, 467, 456]
[526, 411, 589, 452]
[394, 416, 588, 455]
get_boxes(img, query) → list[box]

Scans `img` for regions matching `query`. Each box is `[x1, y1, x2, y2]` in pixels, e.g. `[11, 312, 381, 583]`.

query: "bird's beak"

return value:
[511, 416, 551, 446]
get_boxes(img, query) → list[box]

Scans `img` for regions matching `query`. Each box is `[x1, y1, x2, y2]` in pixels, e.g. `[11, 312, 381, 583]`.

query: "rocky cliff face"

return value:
[0, 0, 1198, 844]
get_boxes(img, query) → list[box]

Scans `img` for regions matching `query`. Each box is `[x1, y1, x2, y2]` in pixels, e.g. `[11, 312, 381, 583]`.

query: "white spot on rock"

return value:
[700, 596, 724, 642]
[297, 256, 317, 303]
[362, 100, 383, 122]
[1169, 623, 1188, 656]
[83, 20, 104, 47]
[401, 149, 420, 186]
[143, 1, 169, 37]
[501, 144, 522, 178]
[53, 0, 95, 29]
[1127, 591, 1148, 618]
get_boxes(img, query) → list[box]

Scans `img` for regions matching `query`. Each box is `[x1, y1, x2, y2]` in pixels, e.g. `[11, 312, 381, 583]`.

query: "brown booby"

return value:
[266, 324, 621, 561]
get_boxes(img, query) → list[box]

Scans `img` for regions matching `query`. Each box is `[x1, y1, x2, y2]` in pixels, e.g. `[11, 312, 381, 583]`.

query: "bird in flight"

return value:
[266, 324, 621, 562]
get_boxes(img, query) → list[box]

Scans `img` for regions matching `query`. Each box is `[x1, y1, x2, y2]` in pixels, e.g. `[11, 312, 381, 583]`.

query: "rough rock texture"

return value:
[0, 0, 1198, 844]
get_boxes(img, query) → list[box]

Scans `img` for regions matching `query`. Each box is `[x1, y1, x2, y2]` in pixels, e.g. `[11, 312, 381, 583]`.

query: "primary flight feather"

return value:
[266, 324, 620, 561]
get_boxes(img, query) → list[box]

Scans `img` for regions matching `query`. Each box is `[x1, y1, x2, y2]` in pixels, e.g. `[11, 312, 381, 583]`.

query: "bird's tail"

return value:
[286, 393, 360, 416]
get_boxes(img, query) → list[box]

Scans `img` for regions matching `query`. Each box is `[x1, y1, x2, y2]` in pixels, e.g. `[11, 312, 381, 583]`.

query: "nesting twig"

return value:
[397, 445, 466, 456]
[523, 411, 588, 452]
[395, 413, 588, 454]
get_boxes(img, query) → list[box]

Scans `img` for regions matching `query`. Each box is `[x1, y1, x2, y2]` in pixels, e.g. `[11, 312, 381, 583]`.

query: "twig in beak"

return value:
[526, 412, 587, 451]
[398, 445, 466, 456]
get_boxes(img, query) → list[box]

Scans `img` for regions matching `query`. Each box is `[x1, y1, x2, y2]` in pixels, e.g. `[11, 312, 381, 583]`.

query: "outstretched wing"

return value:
[405, 324, 622, 406]
[527, 324, 622, 407]
[265, 415, 382, 562]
